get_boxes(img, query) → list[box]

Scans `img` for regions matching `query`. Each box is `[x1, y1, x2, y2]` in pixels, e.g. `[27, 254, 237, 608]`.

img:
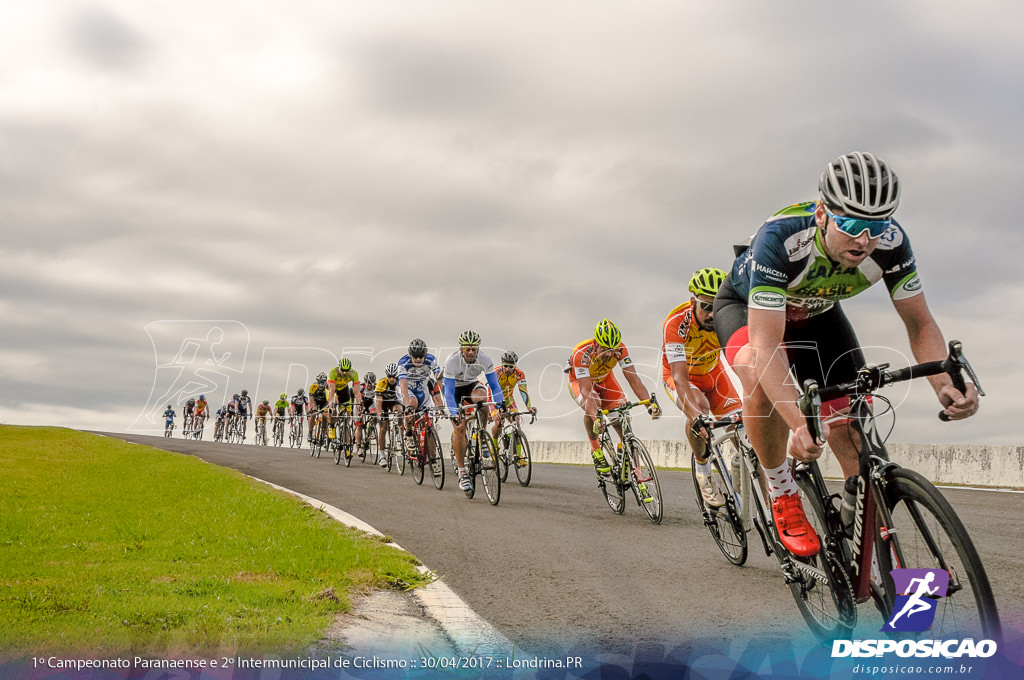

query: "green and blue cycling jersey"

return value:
[728, 201, 923, 321]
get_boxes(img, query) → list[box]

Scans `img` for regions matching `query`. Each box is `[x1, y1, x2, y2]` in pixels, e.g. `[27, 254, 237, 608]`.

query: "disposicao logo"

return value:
[883, 568, 949, 633]
[831, 568, 998, 659]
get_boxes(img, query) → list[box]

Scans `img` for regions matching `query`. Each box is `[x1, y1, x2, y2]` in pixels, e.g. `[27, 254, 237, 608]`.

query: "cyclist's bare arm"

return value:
[894, 294, 980, 420]
[670, 360, 709, 422]
[621, 364, 660, 417]
[744, 307, 824, 464]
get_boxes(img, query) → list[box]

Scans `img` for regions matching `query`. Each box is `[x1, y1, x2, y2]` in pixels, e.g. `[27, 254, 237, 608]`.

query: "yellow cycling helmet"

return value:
[594, 318, 622, 348]
[688, 267, 728, 298]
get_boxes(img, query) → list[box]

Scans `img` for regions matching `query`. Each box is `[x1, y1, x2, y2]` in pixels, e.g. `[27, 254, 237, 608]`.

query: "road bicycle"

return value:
[691, 412, 750, 566]
[332, 404, 356, 467]
[181, 413, 193, 438]
[309, 408, 328, 458]
[164, 420, 175, 438]
[496, 409, 534, 487]
[272, 415, 284, 447]
[378, 409, 406, 474]
[356, 412, 378, 464]
[453, 400, 500, 505]
[408, 406, 447, 489]
[226, 414, 245, 444]
[192, 414, 206, 441]
[594, 399, 663, 524]
[784, 339, 1000, 644]
[289, 414, 303, 448]
[213, 417, 225, 442]
[255, 418, 269, 446]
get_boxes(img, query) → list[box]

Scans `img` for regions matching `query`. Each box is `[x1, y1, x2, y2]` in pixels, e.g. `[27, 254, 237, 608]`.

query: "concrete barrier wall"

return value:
[529, 440, 1024, 489]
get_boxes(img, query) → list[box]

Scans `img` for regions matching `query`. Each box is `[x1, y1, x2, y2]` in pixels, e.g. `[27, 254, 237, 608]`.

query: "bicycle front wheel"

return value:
[341, 423, 354, 467]
[877, 467, 1001, 642]
[513, 429, 532, 487]
[478, 435, 500, 506]
[428, 429, 445, 490]
[395, 435, 406, 476]
[794, 470, 857, 644]
[411, 436, 425, 485]
[691, 451, 747, 565]
[628, 439, 663, 524]
[599, 439, 625, 514]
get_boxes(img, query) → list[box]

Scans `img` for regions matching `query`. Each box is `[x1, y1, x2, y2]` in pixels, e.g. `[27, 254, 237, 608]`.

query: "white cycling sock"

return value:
[763, 462, 799, 500]
[695, 459, 714, 477]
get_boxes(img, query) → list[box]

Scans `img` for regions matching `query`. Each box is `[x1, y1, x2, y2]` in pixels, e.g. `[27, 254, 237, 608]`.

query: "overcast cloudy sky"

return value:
[2, 0, 1022, 446]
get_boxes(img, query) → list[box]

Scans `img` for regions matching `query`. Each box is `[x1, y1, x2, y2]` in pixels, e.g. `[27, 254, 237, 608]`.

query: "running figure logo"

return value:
[882, 569, 950, 632]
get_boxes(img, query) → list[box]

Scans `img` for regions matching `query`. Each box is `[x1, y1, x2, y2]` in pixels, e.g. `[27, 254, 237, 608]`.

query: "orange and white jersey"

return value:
[661, 301, 722, 378]
[569, 339, 633, 383]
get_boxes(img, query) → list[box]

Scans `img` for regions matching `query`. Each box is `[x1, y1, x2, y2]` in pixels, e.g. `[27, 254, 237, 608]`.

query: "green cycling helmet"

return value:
[594, 318, 622, 348]
[458, 330, 481, 347]
[338, 357, 352, 371]
[688, 267, 727, 298]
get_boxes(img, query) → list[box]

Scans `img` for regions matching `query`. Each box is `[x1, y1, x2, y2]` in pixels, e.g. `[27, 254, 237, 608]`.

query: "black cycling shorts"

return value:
[714, 278, 866, 391]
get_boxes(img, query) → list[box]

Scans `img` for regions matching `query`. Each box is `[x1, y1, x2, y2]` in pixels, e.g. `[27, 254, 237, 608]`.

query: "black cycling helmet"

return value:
[409, 338, 428, 358]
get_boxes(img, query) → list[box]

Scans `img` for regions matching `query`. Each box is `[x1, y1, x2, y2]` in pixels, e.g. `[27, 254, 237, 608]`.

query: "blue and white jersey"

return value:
[728, 201, 921, 322]
[397, 353, 441, 393]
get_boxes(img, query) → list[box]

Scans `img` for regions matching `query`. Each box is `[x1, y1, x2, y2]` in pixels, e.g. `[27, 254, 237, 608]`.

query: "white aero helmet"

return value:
[819, 151, 900, 220]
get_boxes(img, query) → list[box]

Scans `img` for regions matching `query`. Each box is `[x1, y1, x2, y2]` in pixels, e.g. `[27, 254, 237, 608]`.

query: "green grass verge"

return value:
[0, 426, 430, 657]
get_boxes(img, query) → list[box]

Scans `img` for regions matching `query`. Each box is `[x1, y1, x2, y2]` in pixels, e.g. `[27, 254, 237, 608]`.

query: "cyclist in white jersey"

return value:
[442, 330, 506, 492]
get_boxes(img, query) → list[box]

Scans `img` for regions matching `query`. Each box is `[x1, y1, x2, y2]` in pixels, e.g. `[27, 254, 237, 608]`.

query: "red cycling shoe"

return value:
[771, 492, 821, 557]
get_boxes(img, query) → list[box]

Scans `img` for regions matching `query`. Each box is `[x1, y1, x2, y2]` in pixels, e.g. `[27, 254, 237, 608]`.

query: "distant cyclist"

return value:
[328, 357, 361, 440]
[714, 151, 979, 558]
[490, 350, 536, 443]
[307, 374, 330, 441]
[443, 330, 506, 492]
[375, 363, 405, 467]
[237, 389, 253, 441]
[163, 405, 176, 434]
[568, 319, 661, 476]
[355, 371, 377, 456]
[398, 338, 444, 451]
[661, 267, 742, 507]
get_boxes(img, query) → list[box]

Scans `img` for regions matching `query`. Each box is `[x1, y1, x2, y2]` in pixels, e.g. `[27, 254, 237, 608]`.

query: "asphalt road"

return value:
[99, 431, 1024, 659]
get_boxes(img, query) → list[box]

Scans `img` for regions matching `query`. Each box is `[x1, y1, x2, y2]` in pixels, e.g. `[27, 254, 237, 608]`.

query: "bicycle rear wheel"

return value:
[877, 467, 1001, 641]
[628, 438, 663, 524]
[478, 435, 500, 506]
[692, 451, 747, 565]
[794, 468, 857, 643]
[513, 429, 532, 487]
[428, 429, 445, 490]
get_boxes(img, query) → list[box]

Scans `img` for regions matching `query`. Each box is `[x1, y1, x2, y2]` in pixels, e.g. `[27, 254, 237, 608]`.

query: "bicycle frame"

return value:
[795, 340, 999, 640]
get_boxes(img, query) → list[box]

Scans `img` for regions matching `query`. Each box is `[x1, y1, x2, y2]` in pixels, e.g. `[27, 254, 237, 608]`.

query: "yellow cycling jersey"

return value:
[328, 366, 360, 390]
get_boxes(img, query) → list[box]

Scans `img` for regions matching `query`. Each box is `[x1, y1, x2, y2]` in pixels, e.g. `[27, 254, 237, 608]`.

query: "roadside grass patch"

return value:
[0, 426, 428, 657]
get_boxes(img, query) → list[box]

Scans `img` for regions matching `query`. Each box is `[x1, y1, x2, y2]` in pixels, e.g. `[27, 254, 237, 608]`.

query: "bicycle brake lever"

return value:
[798, 379, 826, 445]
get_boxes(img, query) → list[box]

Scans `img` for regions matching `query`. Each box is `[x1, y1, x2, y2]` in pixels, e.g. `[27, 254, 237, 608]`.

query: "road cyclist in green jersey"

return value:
[714, 151, 980, 559]
[327, 357, 361, 440]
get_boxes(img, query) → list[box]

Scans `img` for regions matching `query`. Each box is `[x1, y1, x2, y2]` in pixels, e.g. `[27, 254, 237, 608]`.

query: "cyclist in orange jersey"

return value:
[568, 318, 661, 476]
[490, 350, 537, 442]
[662, 267, 742, 507]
